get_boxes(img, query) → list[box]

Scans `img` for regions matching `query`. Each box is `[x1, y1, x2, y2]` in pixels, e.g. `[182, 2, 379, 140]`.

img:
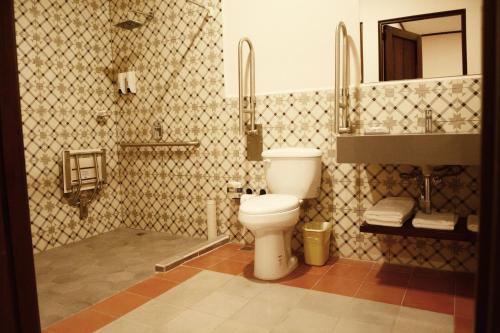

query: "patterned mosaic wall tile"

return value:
[14, 0, 123, 253]
[15, 0, 480, 272]
[109, 0, 480, 272]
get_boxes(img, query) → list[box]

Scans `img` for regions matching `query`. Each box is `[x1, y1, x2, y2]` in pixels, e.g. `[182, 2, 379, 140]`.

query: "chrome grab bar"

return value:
[335, 22, 350, 134]
[238, 37, 257, 136]
[119, 141, 200, 148]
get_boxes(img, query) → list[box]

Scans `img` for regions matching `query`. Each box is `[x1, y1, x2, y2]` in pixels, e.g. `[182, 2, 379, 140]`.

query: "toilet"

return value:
[238, 147, 322, 280]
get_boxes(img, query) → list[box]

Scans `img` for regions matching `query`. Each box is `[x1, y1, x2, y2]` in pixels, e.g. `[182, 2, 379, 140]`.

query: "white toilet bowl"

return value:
[239, 194, 300, 280]
[238, 147, 322, 281]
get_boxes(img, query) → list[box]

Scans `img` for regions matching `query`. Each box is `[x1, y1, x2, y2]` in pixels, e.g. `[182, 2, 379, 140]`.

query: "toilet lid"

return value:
[240, 194, 299, 215]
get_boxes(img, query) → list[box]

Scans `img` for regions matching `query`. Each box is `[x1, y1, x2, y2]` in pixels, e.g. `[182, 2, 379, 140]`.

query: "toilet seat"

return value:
[239, 194, 299, 215]
[239, 207, 300, 229]
[238, 194, 300, 230]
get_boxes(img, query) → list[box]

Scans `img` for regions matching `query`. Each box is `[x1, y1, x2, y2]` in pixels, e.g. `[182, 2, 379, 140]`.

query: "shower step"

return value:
[155, 235, 230, 272]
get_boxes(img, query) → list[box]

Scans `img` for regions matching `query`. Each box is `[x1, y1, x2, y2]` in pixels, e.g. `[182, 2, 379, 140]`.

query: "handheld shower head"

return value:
[186, 0, 215, 18]
[115, 10, 154, 30]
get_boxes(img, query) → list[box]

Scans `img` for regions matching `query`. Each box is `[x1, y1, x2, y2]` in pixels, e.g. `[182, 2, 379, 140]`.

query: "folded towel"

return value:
[364, 197, 415, 225]
[365, 218, 405, 227]
[467, 215, 479, 232]
[412, 211, 458, 230]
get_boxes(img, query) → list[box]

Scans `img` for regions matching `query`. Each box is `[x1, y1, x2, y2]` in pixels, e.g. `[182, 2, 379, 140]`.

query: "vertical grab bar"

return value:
[335, 22, 350, 134]
[238, 38, 257, 136]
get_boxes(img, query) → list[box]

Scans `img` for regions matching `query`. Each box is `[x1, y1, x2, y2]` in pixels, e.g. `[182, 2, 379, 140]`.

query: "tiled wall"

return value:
[14, 0, 122, 253]
[111, 0, 480, 272]
[15, 0, 480, 271]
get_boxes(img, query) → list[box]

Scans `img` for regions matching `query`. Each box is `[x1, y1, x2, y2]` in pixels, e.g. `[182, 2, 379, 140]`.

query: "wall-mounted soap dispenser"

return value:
[126, 71, 137, 94]
[118, 73, 127, 94]
[117, 71, 137, 95]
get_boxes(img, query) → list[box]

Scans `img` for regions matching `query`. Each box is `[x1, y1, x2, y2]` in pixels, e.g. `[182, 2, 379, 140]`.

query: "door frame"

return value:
[475, 0, 500, 332]
[0, 0, 499, 332]
[0, 0, 41, 332]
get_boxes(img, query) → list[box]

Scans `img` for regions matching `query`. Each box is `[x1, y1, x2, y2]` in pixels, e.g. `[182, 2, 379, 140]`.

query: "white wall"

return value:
[422, 33, 463, 78]
[359, 0, 482, 83]
[222, 0, 361, 97]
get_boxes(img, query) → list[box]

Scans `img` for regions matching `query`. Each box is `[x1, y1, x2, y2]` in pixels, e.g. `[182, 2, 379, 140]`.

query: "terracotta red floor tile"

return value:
[90, 291, 150, 318]
[228, 250, 255, 263]
[295, 257, 336, 276]
[277, 270, 323, 289]
[369, 263, 413, 276]
[184, 254, 226, 269]
[207, 259, 249, 275]
[409, 275, 455, 294]
[403, 288, 455, 314]
[355, 281, 406, 305]
[222, 242, 245, 250]
[333, 258, 375, 268]
[312, 274, 363, 297]
[207, 243, 242, 258]
[325, 263, 372, 281]
[241, 262, 255, 279]
[455, 316, 474, 333]
[127, 277, 178, 298]
[413, 267, 456, 280]
[455, 273, 475, 297]
[156, 265, 201, 283]
[365, 266, 411, 287]
[48, 309, 115, 333]
[455, 295, 475, 319]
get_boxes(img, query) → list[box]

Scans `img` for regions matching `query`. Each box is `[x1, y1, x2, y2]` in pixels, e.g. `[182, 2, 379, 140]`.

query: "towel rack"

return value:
[119, 141, 200, 148]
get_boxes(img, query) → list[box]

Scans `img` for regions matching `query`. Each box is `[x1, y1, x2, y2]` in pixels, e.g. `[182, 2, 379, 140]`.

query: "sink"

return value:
[336, 133, 481, 165]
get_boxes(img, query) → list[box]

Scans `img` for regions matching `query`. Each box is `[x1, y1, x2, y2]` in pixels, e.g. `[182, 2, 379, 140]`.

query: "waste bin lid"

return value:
[303, 221, 332, 232]
[240, 194, 299, 215]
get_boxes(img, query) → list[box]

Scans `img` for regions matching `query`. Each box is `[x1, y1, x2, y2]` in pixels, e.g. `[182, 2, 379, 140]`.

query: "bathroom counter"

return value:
[360, 216, 476, 242]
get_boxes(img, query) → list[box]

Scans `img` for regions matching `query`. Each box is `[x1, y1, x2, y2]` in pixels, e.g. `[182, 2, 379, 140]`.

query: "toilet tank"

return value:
[262, 148, 322, 199]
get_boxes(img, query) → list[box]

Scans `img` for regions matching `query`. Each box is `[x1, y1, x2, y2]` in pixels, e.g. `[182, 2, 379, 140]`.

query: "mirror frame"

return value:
[360, 9, 468, 82]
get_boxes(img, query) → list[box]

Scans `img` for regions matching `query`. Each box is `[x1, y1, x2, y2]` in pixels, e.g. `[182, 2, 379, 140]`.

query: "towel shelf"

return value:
[119, 141, 200, 148]
[360, 216, 476, 242]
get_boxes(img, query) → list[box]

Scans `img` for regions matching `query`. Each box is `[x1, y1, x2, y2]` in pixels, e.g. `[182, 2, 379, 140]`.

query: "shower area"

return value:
[14, 0, 229, 326]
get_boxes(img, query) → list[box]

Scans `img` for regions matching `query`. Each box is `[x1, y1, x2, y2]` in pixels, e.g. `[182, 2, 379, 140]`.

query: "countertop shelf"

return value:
[360, 216, 476, 242]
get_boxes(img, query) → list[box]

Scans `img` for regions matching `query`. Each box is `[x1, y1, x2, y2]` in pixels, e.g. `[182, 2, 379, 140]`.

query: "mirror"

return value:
[359, 0, 482, 83]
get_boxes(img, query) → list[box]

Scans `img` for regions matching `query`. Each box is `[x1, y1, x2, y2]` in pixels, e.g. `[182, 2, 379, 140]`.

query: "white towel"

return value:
[412, 211, 458, 230]
[467, 215, 479, 232]
[365, 218, 405, 227]
[364, 197, 415, 226]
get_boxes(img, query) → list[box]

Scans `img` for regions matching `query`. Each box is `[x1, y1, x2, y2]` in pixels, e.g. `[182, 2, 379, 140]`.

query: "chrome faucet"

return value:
[335, 22, 350, 134]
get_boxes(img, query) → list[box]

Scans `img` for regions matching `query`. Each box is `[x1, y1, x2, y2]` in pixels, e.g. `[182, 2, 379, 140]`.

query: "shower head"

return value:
[115, 10, 154, 30]
[115, 20, 144, 30]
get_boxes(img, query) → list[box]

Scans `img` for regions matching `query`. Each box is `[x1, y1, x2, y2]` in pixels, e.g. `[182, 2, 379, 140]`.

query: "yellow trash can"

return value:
[302, 221, 333, 266]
